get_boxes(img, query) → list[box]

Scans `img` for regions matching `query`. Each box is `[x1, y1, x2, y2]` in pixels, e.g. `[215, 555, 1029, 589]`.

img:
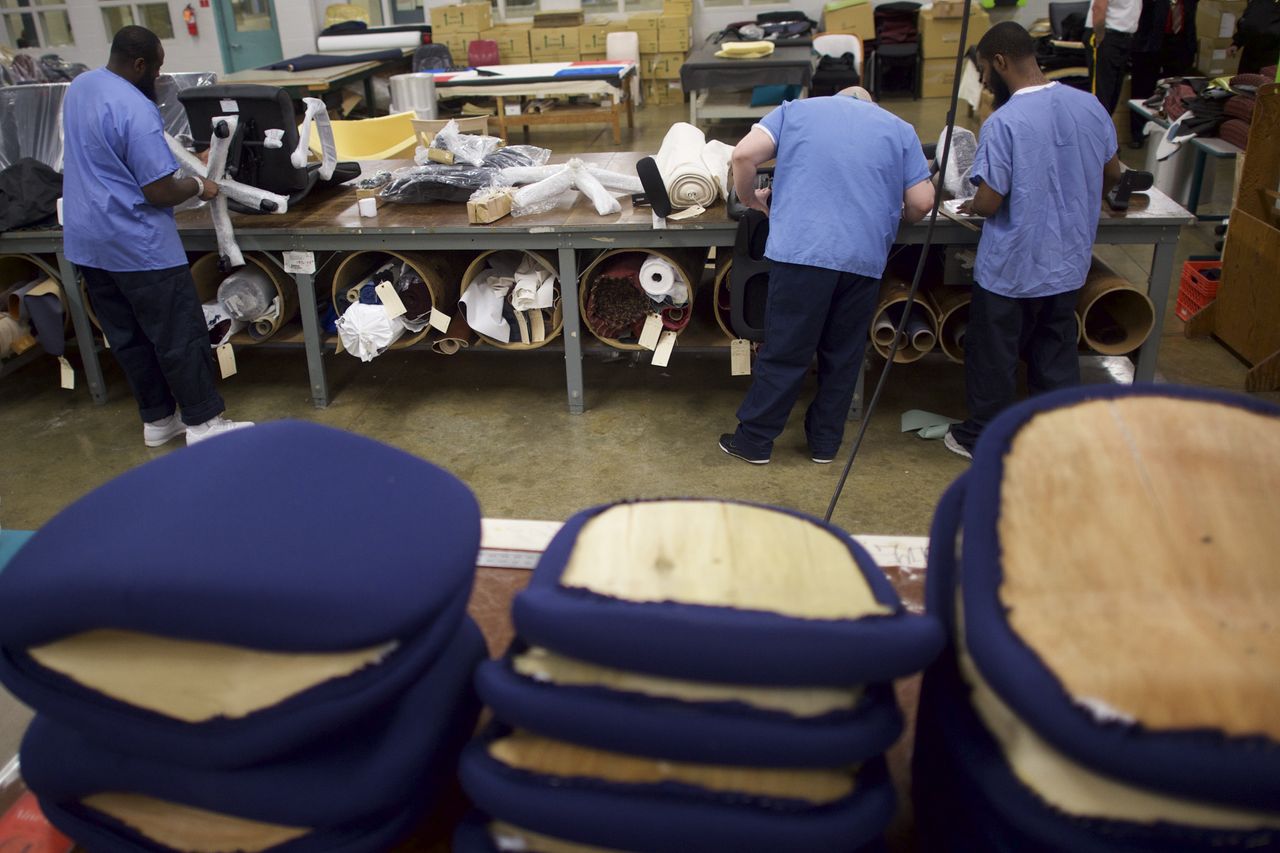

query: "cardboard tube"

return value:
[460, 250, 561, 351]
[871, 277, 936, 364]
[1076, 260, 1156, 356]
[579, 247, 709, 351]
[333, 250, 470, 350]
[927, 284, 972, 364]
[710, 255, 735, 341]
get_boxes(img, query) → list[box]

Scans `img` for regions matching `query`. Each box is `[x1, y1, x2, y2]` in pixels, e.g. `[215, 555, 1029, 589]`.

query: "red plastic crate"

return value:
[1180, 259, 1222, 302]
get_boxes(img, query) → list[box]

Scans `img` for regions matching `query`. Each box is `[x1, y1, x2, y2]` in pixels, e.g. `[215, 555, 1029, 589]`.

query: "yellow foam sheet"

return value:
[83, 793, 310, 853]
[29, 630, 396, 722]
[489, 731, 856, 804]
[956, 598, 1280, 829]
[514, 647, 863, 717]
[559, 501, 892, 621]
[998, 398, 1280, 740]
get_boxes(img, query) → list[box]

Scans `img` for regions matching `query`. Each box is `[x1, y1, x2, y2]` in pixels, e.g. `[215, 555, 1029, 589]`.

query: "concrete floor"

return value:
[0, 96, 1274, 762]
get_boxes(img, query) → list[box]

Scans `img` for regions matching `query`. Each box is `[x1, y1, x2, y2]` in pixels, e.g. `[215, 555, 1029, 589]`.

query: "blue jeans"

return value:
[734, 261, 878, 457]
[81, 264, 225, 426]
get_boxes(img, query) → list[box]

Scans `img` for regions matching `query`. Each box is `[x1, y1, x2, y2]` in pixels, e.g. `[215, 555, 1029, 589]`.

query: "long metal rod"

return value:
[824, 0, 975, 523]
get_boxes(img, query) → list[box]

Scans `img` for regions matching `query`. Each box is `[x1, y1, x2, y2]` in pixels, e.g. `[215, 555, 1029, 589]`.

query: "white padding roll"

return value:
[317, 32, 422, 53]
[639, 256, 690, 305]
[655, 122, 719, 209]
[336, 302, 406, 361]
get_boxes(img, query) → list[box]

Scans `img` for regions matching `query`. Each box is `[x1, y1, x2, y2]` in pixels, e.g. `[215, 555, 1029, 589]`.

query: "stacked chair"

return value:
[454, 497, 945, 852]
[914, 384, 1280, 852]
[0, 421, 486, 852]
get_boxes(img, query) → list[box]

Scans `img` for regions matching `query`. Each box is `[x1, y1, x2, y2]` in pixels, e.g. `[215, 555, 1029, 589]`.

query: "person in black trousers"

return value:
[1129, 0, 1197, 147]
[1230, 0, 1280, 73]
[1086, 0, 1143, 114]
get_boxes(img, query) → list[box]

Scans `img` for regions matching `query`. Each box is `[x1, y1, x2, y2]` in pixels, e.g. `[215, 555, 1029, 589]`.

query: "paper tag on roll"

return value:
[282, 251, 316, 274]
[58, 356, 74, 390]
[429, 308, 451, 334]
[375, 282, 406, 319]
[651, 330, 677, 367]
[651, 211, 667, 230]
[669, 204, 706, 221]
[638, 313, 663, 350]
[731, 338, 752, 376]
[216, 343, 237, 378]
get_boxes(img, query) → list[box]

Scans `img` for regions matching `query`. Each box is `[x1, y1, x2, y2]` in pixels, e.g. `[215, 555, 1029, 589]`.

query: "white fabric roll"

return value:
[639, 256, 689, 305]
[336, 303, 406, 362]
[217, 267, 276, 322]
[389, 73, 437, 116]
[317, 32, 422, 52]
[701, 140, 734, 201]
[655, 123, 719, 209]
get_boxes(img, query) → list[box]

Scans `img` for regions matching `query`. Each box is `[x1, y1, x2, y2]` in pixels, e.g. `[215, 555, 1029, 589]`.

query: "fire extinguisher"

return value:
[183, 4, 198, 36]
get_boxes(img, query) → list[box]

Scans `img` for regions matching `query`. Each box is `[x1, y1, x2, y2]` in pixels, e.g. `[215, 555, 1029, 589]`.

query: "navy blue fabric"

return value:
[0, 591, 469, 769]
[21, 616, 484, 829]
[476, 646, 902, 767]
[0, 420, 480, 650]
[960, 384, 1280, 812]
[912, 651, 1280, 852]
[513, 498, 944, 686]
[459, 725, 897, 853]
[452, 810, 890, 853]
[35, 790, 430, 853]
[924, 474, 968, 635]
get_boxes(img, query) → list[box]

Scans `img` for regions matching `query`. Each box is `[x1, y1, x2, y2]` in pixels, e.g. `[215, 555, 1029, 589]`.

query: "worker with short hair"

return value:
[719, 87, 935, 466]
[945, 22, 1123, 459]
[63, 25, 252, 446]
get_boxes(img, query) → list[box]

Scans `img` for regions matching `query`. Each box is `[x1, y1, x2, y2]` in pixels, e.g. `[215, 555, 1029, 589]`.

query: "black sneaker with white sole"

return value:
[943, 430, 973, 461]
[811, 451, 836, 464]
[719, 433, 770, 465]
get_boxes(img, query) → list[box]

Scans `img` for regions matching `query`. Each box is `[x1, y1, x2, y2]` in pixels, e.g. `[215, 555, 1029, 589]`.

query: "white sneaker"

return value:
[943, 430, 973, 461]
[186, 416, 255, 446]
[143, 414, 186, 447]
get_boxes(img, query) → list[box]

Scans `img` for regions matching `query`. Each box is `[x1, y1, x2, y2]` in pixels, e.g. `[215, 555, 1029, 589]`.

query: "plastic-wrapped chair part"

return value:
[0, 83, 68, 171]
[217, 266, 277, 322]
[155, 72, 218, 140]
[413, 44, 455, 72]
[937, 126, 978, 199]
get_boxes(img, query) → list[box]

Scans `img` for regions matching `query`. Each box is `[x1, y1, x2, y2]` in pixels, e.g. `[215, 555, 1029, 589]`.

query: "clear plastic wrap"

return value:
[937, 126, 978, 200]
[508, 158, 639, 217]
[38, 54, 88, 82]
[0, 83, 67, 171]
[336, 303, 407, 361]
[155, 72, 218, 140]
[427, 119, 504, 167]
[217, 266, 277, 321]
[380, 146, 550, 204]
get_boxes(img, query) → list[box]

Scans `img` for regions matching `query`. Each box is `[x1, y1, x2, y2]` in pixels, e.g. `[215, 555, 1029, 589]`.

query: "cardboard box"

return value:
[658, 26, 690, 52]
[823, 0, 874, 41]
[441, 31, 479, 61]
[644, 79, 685, 104]
[581, 50, 607, 61]
[975, 87, 994, 124]
[649, 51, 684, 79]
[919, 7, 990, 59]
[931, 0, 967, 17]
[431, 3, 492, 33]
[663, 0, 694, 15]
[1197, 38, 1240, 75]
[580, 19, 625, 53]
[530, 25, 580, 54]
[628, 12, 661, 33]
[921, 58, 955, 98]
[481, 26, 532, 62]
[1195, 0, 1247, 39]
[467, 188, 515, 224]
[539, 51, 580, 63]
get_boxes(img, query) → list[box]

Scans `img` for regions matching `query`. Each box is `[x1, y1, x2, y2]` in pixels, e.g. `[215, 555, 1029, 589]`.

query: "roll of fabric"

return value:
[346, 286, 363, 305]
[586, 253, 649, 340]
[395, 266, 434, 325]
[336, 302, 407, 361]
[510, 259, 555, 314]
[201, 301, 244, 348]
[655, 123, 719, 209]
[701, 141, 734, 201]
[431, 312, 477, 355]
[217, 267, 276, 323]
[639, 256, 689, 306]
[16, 278, 65, 357]
[1217, 119, 1251, 150]
[1222, 95, 1256, 123]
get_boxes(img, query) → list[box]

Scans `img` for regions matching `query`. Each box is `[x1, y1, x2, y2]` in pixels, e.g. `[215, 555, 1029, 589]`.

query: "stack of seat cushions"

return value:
[457, 498, 945, 852]
[0, 420, 486, 852]
[912, 385, 1280, 852]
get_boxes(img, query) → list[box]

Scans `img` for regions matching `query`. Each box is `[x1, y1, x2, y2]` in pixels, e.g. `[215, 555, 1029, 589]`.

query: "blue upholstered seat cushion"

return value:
[513, 498, 943, 686]
[22, 617, 485, 836]
[958, 385, 1280, 811]
[458, 725, 897, 853]
[476, 644, 902, 767]
[0, 420, 481, 767]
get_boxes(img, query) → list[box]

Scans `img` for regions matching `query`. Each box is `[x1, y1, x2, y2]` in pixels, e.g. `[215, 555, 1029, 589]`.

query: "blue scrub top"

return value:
[755, 96, 931, 278]
[970, 82, 1118, 298]
[61, 67, 187, 272]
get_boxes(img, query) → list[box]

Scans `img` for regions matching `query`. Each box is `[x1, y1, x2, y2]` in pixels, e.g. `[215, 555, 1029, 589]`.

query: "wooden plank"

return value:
[1213, 207, 1280, 364]
[1245, 347, 1280, 393]
[1235, 83, 1279, 225]
[999, 396, 1280, 739]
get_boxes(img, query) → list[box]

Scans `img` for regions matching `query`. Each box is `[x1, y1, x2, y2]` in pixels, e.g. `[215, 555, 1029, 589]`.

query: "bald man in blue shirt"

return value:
[64, 26, 252, 447]
[945, 23, 1122, 459]
[719, 87, 935, 465]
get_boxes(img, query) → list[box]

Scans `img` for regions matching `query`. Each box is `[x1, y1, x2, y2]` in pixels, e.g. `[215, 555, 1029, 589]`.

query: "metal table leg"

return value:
[55, 253, 107, 404]
[557, 246, 585, 414]
[1132, 234, 1179, 383]
[1186, 149, 1207, 216]
[292, 270, 330, 408]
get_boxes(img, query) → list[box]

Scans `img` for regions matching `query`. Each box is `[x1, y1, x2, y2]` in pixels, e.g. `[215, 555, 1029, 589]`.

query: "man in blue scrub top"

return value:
[719, 87, 936, 465]
[63, 26, 253, 447]
[945, 23, 1122, 459]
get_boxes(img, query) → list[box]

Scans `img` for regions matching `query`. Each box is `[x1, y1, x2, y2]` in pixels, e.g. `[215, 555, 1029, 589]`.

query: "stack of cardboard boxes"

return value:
[918, 5, 990, 98]
[821, 0, 876, 44]
[430, 2, 494, 66]
[428, 1, 692, 105]
[1195, 0, 1244, 76]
